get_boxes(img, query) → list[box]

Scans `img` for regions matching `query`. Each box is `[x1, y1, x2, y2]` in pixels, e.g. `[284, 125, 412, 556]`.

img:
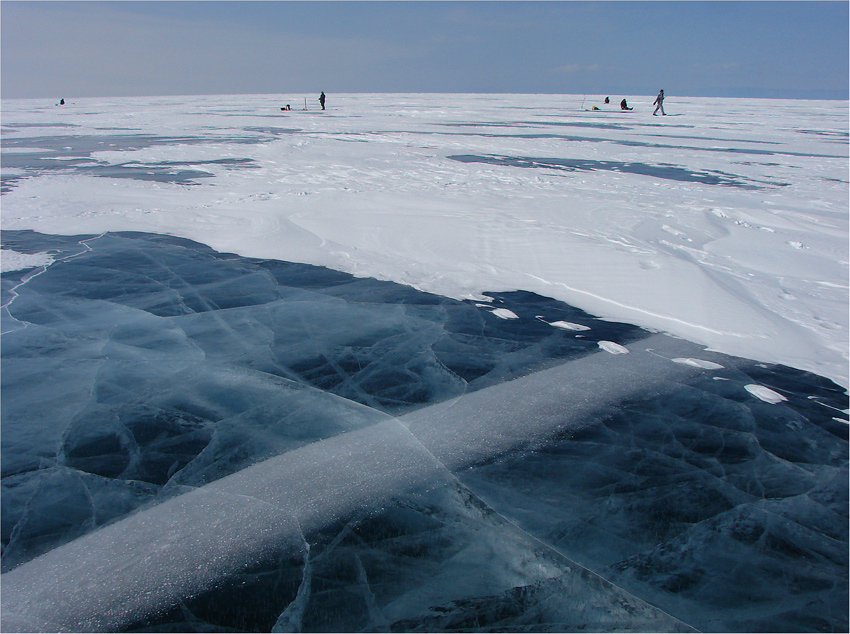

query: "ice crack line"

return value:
[455, 483, 699, 632]
[1, 233, 106, 334]
[394, 408, 698, 632]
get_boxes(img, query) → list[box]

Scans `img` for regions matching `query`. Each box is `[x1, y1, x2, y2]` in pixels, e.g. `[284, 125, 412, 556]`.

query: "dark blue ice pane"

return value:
[1, 230, 846, 632]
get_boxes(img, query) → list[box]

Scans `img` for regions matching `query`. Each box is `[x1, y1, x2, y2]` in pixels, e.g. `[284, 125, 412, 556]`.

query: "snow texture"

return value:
[491, 307, 519, 320]
[1, 250, 53, 273]
[0, 93, 846, 387]
[598, 340, 630, 355]
[672, 357, 726, 370]
[547, 319, 592, 331]
[744, 383, 788, 404]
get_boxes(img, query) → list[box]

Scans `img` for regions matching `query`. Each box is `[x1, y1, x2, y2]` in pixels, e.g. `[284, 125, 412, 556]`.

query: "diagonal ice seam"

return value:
[0, 333, 716, 632]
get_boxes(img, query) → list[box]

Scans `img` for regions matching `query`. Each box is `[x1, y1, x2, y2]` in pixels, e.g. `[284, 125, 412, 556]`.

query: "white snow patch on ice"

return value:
[744, 384, 788, 404]
[548, 320, 591, 331]
[1, 250, 53, 273]
[598, 341, 630, 355]
[671, 358, 725, 370]
[491, 308, 519, 320]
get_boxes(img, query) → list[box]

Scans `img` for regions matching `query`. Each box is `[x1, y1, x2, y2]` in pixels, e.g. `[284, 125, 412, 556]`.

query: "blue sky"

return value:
[2, 1, 848, 100]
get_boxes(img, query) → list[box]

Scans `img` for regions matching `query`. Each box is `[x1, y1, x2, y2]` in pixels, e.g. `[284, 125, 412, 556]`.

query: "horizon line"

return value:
[3, 90, 849, 103]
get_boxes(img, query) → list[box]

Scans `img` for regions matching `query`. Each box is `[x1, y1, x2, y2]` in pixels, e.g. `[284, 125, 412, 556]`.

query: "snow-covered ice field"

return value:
[2, 92, 847, 386]
[1, 93, 848, 633]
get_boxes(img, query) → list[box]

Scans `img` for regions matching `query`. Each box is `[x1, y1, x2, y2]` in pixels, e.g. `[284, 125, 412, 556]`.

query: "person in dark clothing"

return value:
[604, 96, 610, 104]
[620, 98, 633, 111]
[319, 92, 326, 110]
[653, 89, 666, 116]
[59, 98, 65, 105]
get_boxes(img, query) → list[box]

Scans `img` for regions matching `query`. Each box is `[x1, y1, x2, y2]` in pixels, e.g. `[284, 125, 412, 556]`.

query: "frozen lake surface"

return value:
[1, 92, 847, 387]
[1, 94, 847, 632]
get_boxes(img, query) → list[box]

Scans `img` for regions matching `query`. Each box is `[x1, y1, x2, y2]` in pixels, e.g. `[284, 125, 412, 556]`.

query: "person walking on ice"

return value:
[319, 91, 326, 110]
[653, 89, 666, 116]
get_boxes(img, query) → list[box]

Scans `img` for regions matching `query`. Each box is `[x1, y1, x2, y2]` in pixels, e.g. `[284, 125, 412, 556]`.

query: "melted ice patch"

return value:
[745, 384, 787, 404]
[598, 341, 629, 355]
[1, 250, 54, 272]
[672, 358, 725, 370]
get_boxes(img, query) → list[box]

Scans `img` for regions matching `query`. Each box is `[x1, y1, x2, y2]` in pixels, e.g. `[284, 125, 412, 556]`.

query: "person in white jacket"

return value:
[653, 89, 666, 116]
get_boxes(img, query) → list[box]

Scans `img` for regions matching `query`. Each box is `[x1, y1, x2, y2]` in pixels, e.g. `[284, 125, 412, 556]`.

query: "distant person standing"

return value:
[319, 91, 326, 110]
[653, 89, 666, 116]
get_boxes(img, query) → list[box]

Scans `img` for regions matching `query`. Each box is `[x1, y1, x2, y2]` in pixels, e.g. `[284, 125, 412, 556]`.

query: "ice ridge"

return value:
[2, 334, 702, 633]
[2, 230, 846, 632]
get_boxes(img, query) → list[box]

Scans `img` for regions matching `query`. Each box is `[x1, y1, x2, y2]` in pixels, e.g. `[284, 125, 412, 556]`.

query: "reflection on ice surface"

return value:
[1, 231, 847, 632]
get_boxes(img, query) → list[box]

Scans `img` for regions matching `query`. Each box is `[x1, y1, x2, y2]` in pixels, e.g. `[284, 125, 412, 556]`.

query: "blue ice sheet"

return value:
[1, 230, 846, 632]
